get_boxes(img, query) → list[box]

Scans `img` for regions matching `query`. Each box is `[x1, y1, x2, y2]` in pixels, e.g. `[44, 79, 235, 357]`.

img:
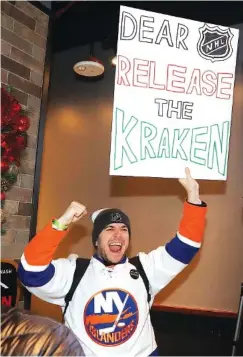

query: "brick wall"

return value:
[1, 1, 49, 258]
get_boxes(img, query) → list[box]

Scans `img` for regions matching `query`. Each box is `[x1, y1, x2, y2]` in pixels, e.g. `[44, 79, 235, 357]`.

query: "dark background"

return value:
[51, 1, 243, 53]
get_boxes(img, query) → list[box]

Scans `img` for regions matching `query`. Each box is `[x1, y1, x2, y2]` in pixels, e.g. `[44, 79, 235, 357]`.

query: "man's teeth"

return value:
[109, 242, 122, 246]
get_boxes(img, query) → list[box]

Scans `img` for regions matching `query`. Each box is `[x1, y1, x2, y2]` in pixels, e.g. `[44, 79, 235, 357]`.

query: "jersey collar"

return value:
[93, 253, 127, 266]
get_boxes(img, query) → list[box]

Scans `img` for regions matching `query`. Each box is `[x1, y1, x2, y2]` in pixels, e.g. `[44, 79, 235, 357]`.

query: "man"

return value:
[18, 168, 207, 356]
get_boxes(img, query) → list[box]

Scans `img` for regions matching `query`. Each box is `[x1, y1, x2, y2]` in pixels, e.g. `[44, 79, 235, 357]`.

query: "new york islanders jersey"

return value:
[18, 201, 207, 356]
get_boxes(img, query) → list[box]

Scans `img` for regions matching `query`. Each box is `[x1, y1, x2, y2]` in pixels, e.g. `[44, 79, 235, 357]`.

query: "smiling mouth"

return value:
[109, 242, 122, 253]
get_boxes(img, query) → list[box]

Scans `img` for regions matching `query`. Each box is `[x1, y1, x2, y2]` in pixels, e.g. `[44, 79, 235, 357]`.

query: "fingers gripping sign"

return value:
[178, 167, 201, 205]
[179, 167, 199, 192]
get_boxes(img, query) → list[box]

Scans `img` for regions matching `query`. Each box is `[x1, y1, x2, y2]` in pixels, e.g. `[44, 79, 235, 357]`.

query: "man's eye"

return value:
[106, 227, 112, 231]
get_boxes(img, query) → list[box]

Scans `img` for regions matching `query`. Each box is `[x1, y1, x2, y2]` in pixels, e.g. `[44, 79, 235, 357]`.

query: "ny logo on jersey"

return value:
[84, 288, 138, 346]
[94, 291, 125, 313]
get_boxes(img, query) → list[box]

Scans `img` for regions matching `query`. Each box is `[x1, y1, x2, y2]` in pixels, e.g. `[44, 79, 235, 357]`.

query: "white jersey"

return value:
[18, 201, 207, 356]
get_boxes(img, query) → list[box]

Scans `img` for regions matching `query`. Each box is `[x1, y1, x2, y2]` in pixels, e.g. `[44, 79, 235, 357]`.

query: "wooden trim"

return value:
[1, 259, 18, 269]
[152, 303, 237, 318]
[25, 5, 53, 311]
[29, 14, 52, 243]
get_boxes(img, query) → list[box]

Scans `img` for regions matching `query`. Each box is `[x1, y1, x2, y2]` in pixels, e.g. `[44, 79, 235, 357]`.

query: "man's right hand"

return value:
[57, 201, 87, 227]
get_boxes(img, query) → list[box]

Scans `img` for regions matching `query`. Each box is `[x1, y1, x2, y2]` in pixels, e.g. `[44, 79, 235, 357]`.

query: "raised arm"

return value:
[138, 168, 207, 298]
[18, 202, 87, 305]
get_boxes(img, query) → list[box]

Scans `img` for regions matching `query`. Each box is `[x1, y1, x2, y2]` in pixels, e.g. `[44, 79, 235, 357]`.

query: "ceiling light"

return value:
[73, 43, 104, 77]
[73, 57, 104, 77]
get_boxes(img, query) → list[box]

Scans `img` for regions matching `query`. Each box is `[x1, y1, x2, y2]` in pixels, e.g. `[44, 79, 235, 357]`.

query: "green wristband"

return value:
[52, 219, 68, 231]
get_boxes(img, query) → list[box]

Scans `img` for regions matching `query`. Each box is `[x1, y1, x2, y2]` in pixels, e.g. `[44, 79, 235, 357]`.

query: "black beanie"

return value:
[91, 208, 131, 247]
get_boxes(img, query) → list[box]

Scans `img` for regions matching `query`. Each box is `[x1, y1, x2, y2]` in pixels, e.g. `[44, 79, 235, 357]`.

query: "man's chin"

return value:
[107, 252, 125, 265]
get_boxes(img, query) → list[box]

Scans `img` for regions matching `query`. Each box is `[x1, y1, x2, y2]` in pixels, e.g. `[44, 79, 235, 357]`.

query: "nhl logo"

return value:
[197, 24, 233, 62]
[110, 212, 122, 223]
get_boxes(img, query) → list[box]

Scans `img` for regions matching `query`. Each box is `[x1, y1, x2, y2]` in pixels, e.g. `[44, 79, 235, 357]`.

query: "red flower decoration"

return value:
[1, 87, 30, 207]
[16, 135, 26, 149]
[1, 141, 8, 149]
[1, 160, 9, 172]
[12, 102, 21, 113]
[19, 116, 30, 130]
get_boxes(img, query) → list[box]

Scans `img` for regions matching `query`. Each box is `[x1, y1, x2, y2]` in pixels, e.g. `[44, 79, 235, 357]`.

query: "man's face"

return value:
[96, 223, 130, 265]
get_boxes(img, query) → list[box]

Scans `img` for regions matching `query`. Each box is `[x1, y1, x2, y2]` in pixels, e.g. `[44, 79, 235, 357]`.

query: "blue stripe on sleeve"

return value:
[165, 236, 199, 264]
[18, 262, 55, 287]
[149, 347, 159, 356]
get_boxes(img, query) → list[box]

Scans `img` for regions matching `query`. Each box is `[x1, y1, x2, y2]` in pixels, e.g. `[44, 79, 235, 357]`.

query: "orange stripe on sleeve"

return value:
[24, 221, 68, 266]
[179, 201, 207, 243]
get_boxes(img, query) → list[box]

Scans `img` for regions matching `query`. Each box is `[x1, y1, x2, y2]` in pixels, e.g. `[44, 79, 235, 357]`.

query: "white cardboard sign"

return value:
[109, 6, 239, 180]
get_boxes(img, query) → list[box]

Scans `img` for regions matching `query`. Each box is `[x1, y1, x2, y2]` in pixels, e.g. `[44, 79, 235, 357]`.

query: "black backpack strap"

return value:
[129, 256, 151, 304]
[63, 258, 90, 320]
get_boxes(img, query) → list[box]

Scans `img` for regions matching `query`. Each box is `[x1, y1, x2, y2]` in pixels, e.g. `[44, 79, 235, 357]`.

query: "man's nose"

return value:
[113, 229, 122, 238]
